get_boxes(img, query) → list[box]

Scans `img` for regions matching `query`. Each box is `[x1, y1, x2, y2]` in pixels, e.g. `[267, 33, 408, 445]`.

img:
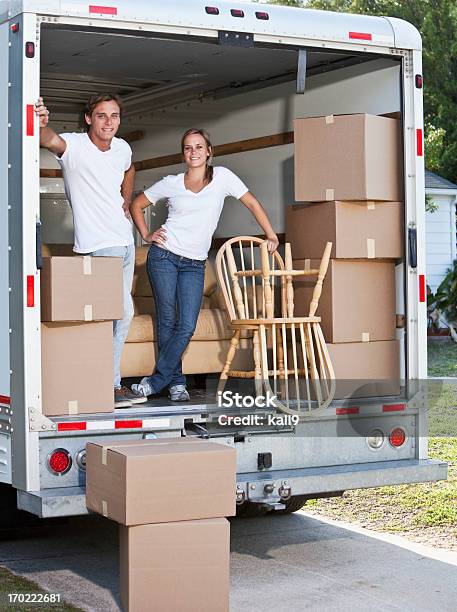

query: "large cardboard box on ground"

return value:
[86, 438, 236, 525]
[294, 114, 402, 202]
[41, 256, 123, 321]
[41, 321, 114, 416]
[285, 201, 403, 260]
[294, 259, 396, 343]
[120, 518, 230, 612]
[328, 340, 400, 399]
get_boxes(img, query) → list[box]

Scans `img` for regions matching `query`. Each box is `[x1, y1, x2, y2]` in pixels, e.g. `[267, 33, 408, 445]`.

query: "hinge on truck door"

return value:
[28, 407, 57, 432]
[218, 31, 254, 47]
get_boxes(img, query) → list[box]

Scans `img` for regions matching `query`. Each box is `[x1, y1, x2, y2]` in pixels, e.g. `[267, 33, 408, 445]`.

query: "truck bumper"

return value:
[17, 458, 447, 518]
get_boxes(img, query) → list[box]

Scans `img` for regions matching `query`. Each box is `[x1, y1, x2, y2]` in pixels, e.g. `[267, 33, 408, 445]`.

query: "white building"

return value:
[425, 170, 457, 292]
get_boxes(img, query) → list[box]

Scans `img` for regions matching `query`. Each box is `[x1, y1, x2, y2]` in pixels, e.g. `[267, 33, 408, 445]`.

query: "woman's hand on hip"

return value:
[143, 227, 167, 246]
[265, 234, 279, 253]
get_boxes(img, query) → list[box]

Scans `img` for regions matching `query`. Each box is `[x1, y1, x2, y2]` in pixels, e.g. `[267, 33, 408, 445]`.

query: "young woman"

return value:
[130, 128, 279, 401]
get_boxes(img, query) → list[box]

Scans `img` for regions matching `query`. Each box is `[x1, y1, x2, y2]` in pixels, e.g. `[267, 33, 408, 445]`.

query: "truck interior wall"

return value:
[37, 32, 405, 382]
[39, 58, 400, 239]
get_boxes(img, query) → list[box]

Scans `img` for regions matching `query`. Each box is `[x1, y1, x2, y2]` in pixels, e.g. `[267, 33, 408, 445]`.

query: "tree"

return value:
[306, 0, 457, 185]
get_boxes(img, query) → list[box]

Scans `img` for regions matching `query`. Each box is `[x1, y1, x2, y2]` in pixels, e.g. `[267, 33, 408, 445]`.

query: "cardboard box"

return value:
[327, 340, 400, 398]
[294, 114, 402, 202]
[120, 518, 230, 612]
[86, 438, 236, 525]
[294, 259, 396, 343]
[41, 256, 123, 322]
[286, 201, 403, 260]
[41, 321, 114, 416]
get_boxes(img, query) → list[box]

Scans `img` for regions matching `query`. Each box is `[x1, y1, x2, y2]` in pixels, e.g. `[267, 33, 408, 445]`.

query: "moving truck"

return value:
[0, 0, 447, 520]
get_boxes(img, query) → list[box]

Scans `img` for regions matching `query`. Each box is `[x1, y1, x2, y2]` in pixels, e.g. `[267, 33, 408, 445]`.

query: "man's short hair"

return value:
[84, 93, 123, 126]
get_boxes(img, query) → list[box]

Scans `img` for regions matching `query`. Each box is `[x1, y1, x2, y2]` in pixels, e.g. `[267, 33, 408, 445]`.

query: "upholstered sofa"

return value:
[42, 244, 251, 379]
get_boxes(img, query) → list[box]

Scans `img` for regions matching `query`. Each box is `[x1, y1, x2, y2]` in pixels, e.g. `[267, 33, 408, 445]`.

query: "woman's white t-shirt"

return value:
[57, 132, 134, 253]
[144, 166, 249, 260]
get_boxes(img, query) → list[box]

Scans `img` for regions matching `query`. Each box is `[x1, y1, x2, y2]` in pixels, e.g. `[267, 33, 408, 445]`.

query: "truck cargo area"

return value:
[2, 5, 444, 518]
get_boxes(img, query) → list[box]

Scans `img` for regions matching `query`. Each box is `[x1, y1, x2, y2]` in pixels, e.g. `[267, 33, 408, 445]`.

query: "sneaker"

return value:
[131, 377, 156, 399]
[114, 387, 132, 408]
[169, 384, 190, 402]
[119, 385, 148, 405]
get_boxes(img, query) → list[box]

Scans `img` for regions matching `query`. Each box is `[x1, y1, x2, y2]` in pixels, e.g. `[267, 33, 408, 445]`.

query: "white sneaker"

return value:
[131, 377, 156, 398]
[169, 384, 190, 402]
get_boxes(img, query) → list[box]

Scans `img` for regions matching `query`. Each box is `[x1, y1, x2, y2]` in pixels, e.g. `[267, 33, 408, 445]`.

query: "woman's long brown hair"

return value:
[181, 128, 214, 185]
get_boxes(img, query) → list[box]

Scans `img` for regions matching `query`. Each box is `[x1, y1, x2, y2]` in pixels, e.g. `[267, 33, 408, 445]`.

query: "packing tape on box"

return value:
[367, 201, 376, 210]
[102, 447, 109, 465]
[366, 239, 376, 259]
[304, 259, 311, 270]
[325, 188, 335, 200]
[83, 256, 92, 275]
[84, 304, 93, 321]
[102, 500, 108, 517]
[325, 114, 334, 124]
[68, 400, 78, 415]
[362, 332, 370, 342]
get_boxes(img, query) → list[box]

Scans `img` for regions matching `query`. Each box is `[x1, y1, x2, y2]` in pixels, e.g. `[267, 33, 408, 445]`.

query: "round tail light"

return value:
[367, 429, 384, 449]
[389, 427, 406, 448]
[48, 448, 72, 475]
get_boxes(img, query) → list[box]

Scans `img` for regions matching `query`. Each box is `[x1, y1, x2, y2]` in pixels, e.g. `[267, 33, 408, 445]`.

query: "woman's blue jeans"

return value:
[144, 243, 205, 393]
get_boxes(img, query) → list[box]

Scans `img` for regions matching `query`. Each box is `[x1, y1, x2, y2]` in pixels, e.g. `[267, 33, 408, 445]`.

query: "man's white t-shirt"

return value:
[57, 132, 134, 253]
[143, 166, 249, 260]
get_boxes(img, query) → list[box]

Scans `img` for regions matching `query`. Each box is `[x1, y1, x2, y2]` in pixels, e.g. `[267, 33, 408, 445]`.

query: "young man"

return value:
[36, 93, 146, 408]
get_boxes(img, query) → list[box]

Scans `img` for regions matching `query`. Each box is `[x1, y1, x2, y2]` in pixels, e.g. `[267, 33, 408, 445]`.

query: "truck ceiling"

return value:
[40, 25, 395, 116]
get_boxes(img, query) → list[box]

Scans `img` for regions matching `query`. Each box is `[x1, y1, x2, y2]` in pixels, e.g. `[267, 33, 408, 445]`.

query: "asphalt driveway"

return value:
[1, 511, 457, 611]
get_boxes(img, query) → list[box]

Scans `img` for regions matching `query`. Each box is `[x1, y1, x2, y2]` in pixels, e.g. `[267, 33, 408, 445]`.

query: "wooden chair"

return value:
[215, 236, 286, 397]
[215, 237, 335, 416]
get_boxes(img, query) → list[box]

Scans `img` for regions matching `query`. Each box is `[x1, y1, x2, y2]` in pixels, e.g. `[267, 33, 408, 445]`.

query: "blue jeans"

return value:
[144, 243, 205, 392]
[88, 245, 135, 388]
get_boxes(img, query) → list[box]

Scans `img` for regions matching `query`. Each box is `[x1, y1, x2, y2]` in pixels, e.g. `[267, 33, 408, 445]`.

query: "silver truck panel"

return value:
[1, 0, 420, 50]
[17, 459, 447, 518]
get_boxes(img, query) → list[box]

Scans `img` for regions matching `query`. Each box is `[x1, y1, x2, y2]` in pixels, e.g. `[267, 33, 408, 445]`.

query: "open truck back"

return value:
[0, 0, 447, 519]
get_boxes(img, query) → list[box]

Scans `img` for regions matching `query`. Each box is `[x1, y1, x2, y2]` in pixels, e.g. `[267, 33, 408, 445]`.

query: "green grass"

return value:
[305, 437, 457, 541]
[0, 567, 82, 611]
[428, 340, 457, 377]
[304, 342, 457, 545]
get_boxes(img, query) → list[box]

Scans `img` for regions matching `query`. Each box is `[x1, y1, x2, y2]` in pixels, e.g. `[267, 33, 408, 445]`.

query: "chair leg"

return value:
[253, 330, 263, 397]
[276, 326, 286, 399]
[218, 330, 241, 394]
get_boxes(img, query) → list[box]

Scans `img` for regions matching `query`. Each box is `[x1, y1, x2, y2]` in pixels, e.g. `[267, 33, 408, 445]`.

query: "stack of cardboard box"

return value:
[40, 255, 123, 416]
[86, 437, 235, 612]
[287, 113, 403, 398]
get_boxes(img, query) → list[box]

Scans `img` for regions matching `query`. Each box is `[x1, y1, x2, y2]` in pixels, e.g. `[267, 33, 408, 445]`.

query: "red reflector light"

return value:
[255, 11, 269, 20]
[26, 275, 34, 307]
[231, 9, 244, 17]
[57, 422, 87, 432]
[419, 274, 426, 302]
[26, 104, 34, 136]
[415, 74, 423, 89]
[115, 419, 142, 429]
[10, 23, 19, 33]
[0, 395, 10, 405]
[389, 427, 406, 448]
[48, 449, 72, 474]
[336, 407, 359, 415]
[89, 4, 117, 15]
[25, 41, 35, 58]
[416, 128, 423, 156]
[349, 31, 372, 41]
[205, 6, 219, 14]
[383, 403, 406, 412]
